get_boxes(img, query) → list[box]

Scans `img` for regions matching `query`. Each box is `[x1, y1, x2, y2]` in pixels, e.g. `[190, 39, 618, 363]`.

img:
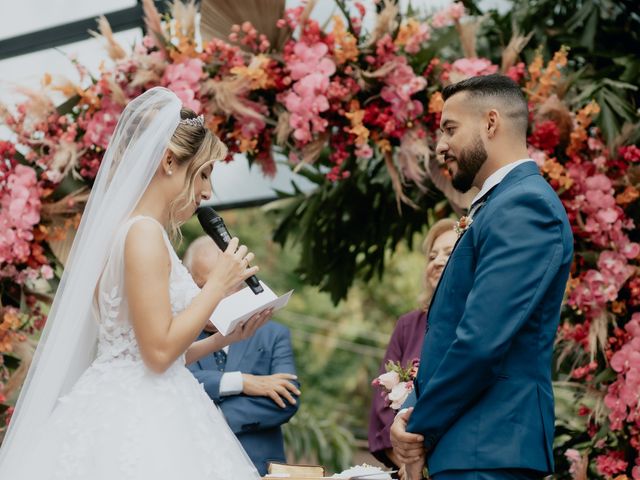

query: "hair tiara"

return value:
[179, 114, 205, 127]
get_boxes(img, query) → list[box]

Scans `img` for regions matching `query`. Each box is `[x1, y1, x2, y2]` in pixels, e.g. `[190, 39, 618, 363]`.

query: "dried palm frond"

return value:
[40, 188, 90, 219]
[49, 142, 86, 180]
[297, 0, 318, 34]
[426, 154, 477, 215]
[202, 77, 264, 120]
[385, 152, 418, 212]
[361, 60, 399, 79]
[41, 189, 88, 265]
[89, 16, 127, 61]
[104, 76, 127, 106]
[295, 132, 329, 171]
[501, 29, 532, 72]
[366, 0, 399, 47]
[13, 87, 55, 123]
[274, 109, 292, 146]
[200, 0, 288, 51]
[129, 49, 167, 88]
[171, 0, 198, 40]
[588, 311, 611, 362]
[396, 128, 428, 188]
[455, 17, 483, 59]
[142, 0, 168, 53]
[3, 337, 37, 402]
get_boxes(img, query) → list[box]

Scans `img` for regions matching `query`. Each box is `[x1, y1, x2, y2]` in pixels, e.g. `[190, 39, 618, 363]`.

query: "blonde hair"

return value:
[419, 217, 458, 310]
[166, 108, 228, 241]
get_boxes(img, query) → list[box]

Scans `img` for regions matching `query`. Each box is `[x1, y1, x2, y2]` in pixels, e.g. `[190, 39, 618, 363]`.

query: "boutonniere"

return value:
[454, 215, 473, 236]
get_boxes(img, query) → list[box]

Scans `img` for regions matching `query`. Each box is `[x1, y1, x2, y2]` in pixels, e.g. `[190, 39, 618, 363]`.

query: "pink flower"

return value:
[448, 58, 498, 83]
[283, 42, 336, 145]
[162, 58, 204, 112]
[40, 264, 54, 280]
[606, 314, 640, 430]
[83, 97, 122, 149]
[288, 42, 335, 80]
[595, 451, 628, 477]
[0, 164, 41, 265]
[377, 371, 400, 390]
[380, 57, 426, 123]
[355, 144, 373, 159]
[388, 381, 412, 410]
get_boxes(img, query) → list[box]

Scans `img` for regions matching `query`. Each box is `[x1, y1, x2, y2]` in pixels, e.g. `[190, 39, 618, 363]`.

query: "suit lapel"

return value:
[226, 337, 252, 371]
[425, 162, 541, 328]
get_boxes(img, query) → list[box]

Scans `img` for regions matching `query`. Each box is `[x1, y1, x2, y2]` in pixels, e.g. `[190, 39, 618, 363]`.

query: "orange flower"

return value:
[616, 185, 639, 206]
[567, 100, 600, 157]
[428, 91, 444, 114]
[377, 138, 392, 153]
[542, 158, 574, 190]
[345, 101, 369, 146]
[526, 46, 569, 104]
[332, 16, 358, 64]
[230, 55, 275, 90]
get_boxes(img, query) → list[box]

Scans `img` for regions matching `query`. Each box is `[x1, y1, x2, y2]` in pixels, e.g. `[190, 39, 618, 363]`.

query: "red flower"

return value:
[528, 120, 560, 154]
[619, 145, 640, 163]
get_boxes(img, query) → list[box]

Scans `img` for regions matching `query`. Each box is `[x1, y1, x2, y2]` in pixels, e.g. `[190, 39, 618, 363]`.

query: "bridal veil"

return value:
[0, 87, 181, 473]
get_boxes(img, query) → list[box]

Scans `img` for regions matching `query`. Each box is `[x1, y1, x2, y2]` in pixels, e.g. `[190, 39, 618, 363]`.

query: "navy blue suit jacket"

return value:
[188, 321, 299, 475]
[406, 162, 573, 475]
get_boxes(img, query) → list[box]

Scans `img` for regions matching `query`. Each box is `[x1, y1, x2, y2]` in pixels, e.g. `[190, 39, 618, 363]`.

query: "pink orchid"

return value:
[284, 42, 336, 145]
[83, 98, 122, 149]
[380, 57, 426, 123]
[448, 58, 498, 83]
[162, 58, 204, 112]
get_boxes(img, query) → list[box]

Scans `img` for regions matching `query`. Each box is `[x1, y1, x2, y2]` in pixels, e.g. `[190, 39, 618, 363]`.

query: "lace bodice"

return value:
[93, 216, 200, 365]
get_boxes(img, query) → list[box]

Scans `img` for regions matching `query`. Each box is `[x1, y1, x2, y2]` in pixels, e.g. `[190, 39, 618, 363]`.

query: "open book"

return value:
[208, 281, 293, 336]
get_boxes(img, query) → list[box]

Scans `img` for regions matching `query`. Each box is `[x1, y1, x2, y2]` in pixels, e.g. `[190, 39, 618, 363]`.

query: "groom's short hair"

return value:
[442, 74, 529, 137]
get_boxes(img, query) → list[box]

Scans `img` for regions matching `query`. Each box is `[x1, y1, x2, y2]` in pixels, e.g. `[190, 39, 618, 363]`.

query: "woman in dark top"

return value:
[368, 218, 458, 470]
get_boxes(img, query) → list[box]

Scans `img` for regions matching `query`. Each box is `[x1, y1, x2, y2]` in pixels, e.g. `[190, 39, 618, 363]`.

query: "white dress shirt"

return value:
[470, 158, 535, 207]
[219, 345, 244, 396]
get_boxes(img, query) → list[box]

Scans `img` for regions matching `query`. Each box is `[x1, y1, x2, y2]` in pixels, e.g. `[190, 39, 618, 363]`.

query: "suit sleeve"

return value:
[187, 362, 224, 402]
[219, 327, 300, 434]
[407, 191, 566, 449]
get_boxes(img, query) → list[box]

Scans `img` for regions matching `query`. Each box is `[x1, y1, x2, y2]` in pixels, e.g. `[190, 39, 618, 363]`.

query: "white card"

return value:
[208, 281, 293, 336]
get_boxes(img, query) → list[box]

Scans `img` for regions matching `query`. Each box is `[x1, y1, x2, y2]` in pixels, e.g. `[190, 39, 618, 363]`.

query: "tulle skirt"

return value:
[15, 358, 261, 480]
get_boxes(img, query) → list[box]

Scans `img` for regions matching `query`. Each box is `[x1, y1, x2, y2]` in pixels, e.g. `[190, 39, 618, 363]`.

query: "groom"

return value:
[390, 74, 573, 480]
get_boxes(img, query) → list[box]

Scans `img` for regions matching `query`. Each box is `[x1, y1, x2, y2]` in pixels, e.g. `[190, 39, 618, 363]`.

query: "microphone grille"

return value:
[196, 206, 220, 225]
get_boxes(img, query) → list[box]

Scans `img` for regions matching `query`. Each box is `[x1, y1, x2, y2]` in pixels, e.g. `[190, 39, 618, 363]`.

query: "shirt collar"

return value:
[471, 158, 535, 207]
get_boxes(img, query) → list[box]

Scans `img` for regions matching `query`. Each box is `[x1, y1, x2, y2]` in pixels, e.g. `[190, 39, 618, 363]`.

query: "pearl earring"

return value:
[168, 170, 173, 175]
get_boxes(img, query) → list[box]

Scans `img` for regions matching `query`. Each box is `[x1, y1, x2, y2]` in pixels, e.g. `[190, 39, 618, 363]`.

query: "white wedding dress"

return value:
[15, 216, 261, 480]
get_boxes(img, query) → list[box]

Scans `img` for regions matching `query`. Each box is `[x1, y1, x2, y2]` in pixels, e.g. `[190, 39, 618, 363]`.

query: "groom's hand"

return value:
[391, 408, 425, 465]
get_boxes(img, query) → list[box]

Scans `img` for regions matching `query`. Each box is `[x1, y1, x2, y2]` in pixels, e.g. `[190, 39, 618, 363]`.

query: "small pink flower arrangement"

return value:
[372, 359, 419, 410]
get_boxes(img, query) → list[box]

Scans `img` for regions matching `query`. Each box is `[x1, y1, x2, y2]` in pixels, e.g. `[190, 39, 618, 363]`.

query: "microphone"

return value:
[196, 206, 264, 295]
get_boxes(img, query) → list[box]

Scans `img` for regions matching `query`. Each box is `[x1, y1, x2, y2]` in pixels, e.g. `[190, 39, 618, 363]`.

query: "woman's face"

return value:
[425, 229, 458, 290]
[173, 161, 214, 223]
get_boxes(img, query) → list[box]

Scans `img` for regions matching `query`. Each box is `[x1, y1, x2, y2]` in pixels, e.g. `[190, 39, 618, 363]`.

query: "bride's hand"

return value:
[224, 308, 273, 345]
[205, 237, 258, 296]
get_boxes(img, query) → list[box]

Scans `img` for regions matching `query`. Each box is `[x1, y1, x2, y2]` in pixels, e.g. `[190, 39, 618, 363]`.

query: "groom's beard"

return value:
[451, 136, 487, 193]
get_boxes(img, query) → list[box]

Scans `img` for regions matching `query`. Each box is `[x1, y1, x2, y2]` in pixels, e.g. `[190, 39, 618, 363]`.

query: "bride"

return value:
[0, 87, 269, 479]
